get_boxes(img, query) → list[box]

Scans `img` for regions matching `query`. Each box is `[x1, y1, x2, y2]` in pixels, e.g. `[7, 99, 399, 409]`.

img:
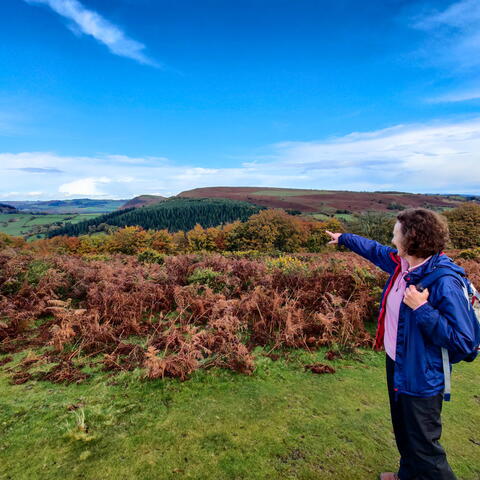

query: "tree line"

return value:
[1, 202, 479, 256]
[47, 198, 264, 238]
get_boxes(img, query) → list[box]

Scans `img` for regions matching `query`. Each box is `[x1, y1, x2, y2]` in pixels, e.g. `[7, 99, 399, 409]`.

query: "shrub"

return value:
[0, 233, 26, 250]
[444, 203, 480, 249]
[82, 254, 111, 262]
[26, 259, 53, 287]
[187, 267, 225, 292]
[265, 256, 308, 274]
[137, 249, 166, 264]
[305, 218, 344, 253]
[387, 202, 405, 211]
[457, 248, 480, 260]
[349, 211, 395, 245]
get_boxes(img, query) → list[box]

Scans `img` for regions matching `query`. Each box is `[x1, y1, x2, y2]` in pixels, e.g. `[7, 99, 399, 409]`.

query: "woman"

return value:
[326, 208, 477, 480]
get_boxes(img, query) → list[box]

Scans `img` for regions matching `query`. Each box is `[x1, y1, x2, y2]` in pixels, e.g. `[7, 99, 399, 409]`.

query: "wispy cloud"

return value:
[12, 167, 64, 173]
[0, 110, 26, 136]
[413, 0, 480, 70]
[408, 0, 480, 103]
[25, 0, 159, 67]
[1, 118, 480, 199]
[427, 88, 480, 103]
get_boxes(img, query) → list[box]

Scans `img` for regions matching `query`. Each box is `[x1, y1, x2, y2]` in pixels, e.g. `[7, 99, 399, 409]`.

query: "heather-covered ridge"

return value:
[119, 194, 167, 210]
[177, 186, 476, 214]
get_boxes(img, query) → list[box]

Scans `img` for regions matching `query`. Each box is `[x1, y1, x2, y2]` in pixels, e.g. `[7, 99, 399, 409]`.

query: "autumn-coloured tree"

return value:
[45, 235, 81, 254]
[30, 236, 80, 256]
[171, 230, 189, 253]
[444, 203, 480, 249]
[305, 218, 345, 252]
[149, 229, 174, 253]
[225, 209, 308, 252]
[223, 220, 247, 251]
[187, 224, 217, 252]
[77, 234, 109, 255]
[104, 226, 148, 254]
[207, 226, 227, 251]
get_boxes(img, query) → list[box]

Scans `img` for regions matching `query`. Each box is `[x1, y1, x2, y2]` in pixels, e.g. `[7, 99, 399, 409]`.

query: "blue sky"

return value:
[1, 0, 480, 199]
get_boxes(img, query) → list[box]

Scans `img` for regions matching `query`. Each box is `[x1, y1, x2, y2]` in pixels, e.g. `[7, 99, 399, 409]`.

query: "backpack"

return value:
[416, 267, 480, 401]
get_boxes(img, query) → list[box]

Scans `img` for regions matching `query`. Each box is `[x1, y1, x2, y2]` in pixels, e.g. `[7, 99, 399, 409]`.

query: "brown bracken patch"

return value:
[304, 363, 336, 374]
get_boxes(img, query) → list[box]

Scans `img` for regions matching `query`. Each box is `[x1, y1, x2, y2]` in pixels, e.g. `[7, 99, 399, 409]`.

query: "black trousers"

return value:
[386, 354, 457, 480]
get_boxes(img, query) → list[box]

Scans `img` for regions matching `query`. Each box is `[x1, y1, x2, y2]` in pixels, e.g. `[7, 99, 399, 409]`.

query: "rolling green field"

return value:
[0, 213, 101, 239]
[1, 347, 478, 480]
[7, 199, 126, 214]
[307, 212, 357, 223]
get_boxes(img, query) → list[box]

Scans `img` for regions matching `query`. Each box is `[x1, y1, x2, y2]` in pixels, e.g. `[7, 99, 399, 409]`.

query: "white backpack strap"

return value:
[442, 347, 451, 401]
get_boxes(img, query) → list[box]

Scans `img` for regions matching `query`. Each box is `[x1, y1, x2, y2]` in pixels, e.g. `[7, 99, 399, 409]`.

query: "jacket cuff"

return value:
[338, 233, 349, 247]
[413, 300, 428, 311]
[411, 302, 434, 324]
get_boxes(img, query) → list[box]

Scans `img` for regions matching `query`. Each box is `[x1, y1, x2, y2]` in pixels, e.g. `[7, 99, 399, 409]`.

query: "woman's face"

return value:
[392, 221, 406, 257]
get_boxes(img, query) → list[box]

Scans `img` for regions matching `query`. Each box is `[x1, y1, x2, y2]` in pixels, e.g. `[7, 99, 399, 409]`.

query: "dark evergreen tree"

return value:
[48, 198, 264, 238]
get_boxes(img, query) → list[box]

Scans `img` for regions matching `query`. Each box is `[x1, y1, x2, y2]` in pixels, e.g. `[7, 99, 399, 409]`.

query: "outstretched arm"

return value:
[326, 231, 399, 274]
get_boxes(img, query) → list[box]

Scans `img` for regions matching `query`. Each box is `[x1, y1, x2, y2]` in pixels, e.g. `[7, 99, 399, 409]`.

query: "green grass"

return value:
[307, 213, 356, 223]
[334, 213, 355, 222]
[0, 348, 478, 480]
[0, 213, 101, 238]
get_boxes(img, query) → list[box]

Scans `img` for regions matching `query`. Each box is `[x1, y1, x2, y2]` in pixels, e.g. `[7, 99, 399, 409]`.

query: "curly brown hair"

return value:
[396, 208, 449, 258]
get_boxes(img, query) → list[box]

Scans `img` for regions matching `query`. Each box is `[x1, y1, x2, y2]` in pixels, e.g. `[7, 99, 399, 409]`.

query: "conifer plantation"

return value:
[48, 198, 264, 237]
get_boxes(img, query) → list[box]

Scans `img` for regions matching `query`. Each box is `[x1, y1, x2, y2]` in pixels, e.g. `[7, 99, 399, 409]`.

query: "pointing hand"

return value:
[325, 230, 342, 245]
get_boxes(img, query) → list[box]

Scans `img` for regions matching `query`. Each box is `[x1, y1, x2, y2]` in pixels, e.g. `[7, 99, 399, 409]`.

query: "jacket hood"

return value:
[406, 251, 465, 281]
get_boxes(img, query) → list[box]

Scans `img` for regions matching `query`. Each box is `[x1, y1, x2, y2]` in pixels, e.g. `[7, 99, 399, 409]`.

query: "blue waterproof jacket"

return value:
[339, 233, 477, 398]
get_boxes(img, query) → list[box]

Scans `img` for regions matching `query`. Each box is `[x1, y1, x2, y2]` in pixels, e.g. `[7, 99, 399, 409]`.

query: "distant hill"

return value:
[120, 195, 167, 209]
[48, 197, 265, 237]
[8, 199, 128, 214]
[177, 187, 475, 214]
[0, 203, 17, 213]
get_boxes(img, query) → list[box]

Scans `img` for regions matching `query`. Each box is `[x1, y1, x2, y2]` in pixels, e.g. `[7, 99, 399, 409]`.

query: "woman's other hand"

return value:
[403, 285, 429, 310]
[325, 230, 342, 245]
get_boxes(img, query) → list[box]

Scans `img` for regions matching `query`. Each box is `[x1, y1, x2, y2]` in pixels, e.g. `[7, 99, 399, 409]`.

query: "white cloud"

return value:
[0, 192, 22, 198]
[1, 118, 480, 200]
[268, 121, 480, 191]
[25, 0, 159, 67]
[58, 177, 111, 196]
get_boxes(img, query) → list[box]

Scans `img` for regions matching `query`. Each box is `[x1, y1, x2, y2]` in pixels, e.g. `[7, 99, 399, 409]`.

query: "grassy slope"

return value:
[1, 348, 478, 480]
[0, 213, 101, 238]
